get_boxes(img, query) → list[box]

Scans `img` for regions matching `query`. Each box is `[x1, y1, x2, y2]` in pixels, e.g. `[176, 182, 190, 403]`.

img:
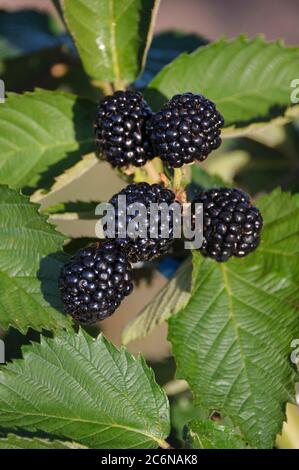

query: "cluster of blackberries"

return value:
[60, 91, 262, 325]
[60, 183, 262, 325]
[94, 90, 224, 168]
[60, 182, 181, 324]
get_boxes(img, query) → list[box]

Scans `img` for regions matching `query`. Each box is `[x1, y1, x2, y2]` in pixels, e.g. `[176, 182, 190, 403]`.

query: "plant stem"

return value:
[154, 157, 164, 174]
[173, 167, 182, 191]
[144, 161, 161, 184]
[92, 81, 114, 96]
[157, 438, 174, 449]
[134, 167, 145, 183]
[173, 166, 191, 194]
[113, 80, 126, 91]
[160, 172, 171, 188]
[163, 379, 189, 396]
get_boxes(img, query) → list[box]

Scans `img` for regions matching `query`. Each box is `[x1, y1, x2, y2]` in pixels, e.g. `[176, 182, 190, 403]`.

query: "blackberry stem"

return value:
[160, 172, 171, 188]
[134, 167, 144, 183]
[92, 81, 113, 96]
[173, 166, 190, 191]
[173, 167, 182, 191]
[144, 161, 161, 184]
[112, 80, 126, 91]
[172, 167, 189, 203]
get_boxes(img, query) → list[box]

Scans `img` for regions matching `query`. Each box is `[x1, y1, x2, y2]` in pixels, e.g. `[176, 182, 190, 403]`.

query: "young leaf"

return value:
[187, 419, 247, 449]
[0, 90, 95, 191]
[0, 434, 86, 449]
[31, 153, 99, 207]
[0, 330, 170, 449]
[0, 185, 72, 334]
[63, 0, 160, 84]
[31, 154, 125, 213]
[187, 165, 229, 203]
[191, 165, 228, 190]
[122, 257, 192, 345]
[146, 36, 299, 129]
[168, 191, 299, 449]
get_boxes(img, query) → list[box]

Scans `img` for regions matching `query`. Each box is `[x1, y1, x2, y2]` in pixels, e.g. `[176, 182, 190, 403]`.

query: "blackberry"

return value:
[104, 182, 181, 263]
[192, 188, 263, 262]
[147, 92, 224, 167]
[94, 90, 153, 167]
[59, 242, 133, 324]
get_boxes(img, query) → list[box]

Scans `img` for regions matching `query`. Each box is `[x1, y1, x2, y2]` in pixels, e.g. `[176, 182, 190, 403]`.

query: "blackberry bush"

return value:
[94, 90, 153, 167]
[192, 188, 263, 262]
[0, 0, 298, 453]
[105, 182, 181, 263]
[59, 242, 133, 324]
[147, 92, 224, 167]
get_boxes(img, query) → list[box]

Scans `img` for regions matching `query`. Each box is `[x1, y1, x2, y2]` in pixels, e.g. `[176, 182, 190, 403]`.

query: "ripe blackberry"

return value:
[59, 242, 133, 324]
[104, 182, 181, 263]
[147, 92, 224, 167]
[192, 188, 263, 262]
[94, 90, 153, 167]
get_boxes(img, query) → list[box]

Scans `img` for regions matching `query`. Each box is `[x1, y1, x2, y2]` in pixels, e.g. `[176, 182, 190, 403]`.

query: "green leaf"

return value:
[222, 105, 299, 139]
[249, 189, 299, 277]
[188, 165, 229, 204]
[0, 185, 71, 334]
[0, 90, 96, 191]
[191, 165, 228, 190]
[0, 434, 86, 449]
[202, 150, 249, 184]
[187, 419, 247, 449]
[0, 330, 170, 449]
[169, 394, 202, 446]
[168, 190, 299, 448]
[232, 133, 299, 194]
[44, 201, 99, 216]
[63, 0, 160, 83]
[146, 36, 299, 128]
[136, 30, 207, 88]
[122, 257, 192, 345]
[31, 152, 100, 209]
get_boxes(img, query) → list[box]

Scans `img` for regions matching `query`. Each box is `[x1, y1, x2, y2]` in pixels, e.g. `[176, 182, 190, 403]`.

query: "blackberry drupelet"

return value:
[147, 92, 224, 167]
[192, 188, 263, 262]
[94, 90, 153, 167]
[59, 242, 133, 324]
[104, 182, 181, 263]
